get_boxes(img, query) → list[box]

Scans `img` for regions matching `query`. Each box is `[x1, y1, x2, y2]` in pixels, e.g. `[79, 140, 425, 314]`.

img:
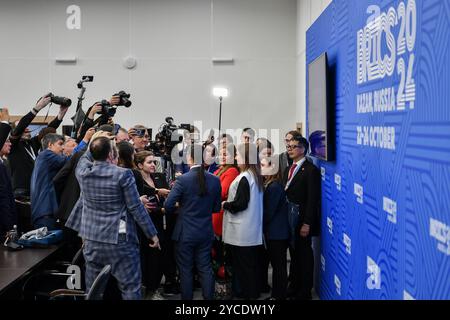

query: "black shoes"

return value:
[163, 282, 180, 296]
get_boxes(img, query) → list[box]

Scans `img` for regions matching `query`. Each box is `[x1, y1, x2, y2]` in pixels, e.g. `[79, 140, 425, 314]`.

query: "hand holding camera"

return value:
[95, 91, 132, 121]
[35, 93, 52, 111]
[88, 103, 103, 120]
[48, 93, 72, 107]
[109, 95, 121, 106]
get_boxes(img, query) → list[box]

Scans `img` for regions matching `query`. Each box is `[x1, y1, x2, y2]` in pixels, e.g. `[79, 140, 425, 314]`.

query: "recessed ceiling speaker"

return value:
[123, 56, 137, 69]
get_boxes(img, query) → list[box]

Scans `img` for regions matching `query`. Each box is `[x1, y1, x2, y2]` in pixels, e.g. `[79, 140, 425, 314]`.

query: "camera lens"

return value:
[122, 98, 132, 108]
[51, 96, 72, 107]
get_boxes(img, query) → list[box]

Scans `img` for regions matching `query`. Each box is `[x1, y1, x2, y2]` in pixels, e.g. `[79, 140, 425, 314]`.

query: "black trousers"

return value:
[288, 245, 296, 281]
[267, 239, 288, 299]
[230, 245, 260, 299]
[290, 235, 314, 299]
[257, 245, 270, 291]
[140, 234, 177, 292]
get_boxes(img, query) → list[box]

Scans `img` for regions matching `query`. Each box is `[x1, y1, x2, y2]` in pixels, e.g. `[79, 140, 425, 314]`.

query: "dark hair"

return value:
[98, 124, 114, 133]
[219, 134, 234, 151]
[242, 127, 256, 138]
[291, 134, 309, 156]
[256, 138, 273, 153]
[41, 133, 64, 149]
[216, 144, 238, 176]
[38, 127, 57, 143]
[187, 144, 207, 196]
[220, 133, 234, 143]
[261, 158, 283, 188]
[90, 136, 113, 161]
[236, 143, 264, 191]
[117, 141, 135, 169]
[309, 130, 325, 152]
[285, 130, 300, 137]
[204, 142, 216, 157]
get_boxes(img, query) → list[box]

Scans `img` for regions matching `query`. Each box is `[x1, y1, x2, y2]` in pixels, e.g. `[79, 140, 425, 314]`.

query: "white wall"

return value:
[0, 0, 296, 149]
[296, 0, 332, 136]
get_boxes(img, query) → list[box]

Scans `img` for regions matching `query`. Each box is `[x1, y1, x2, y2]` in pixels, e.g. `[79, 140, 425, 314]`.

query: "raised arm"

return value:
[10, 94, 51, 142]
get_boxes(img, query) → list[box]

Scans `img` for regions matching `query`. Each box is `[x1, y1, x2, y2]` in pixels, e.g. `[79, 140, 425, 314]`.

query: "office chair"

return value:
[49, 265, 112, 300]
[22, 247, 85, 300]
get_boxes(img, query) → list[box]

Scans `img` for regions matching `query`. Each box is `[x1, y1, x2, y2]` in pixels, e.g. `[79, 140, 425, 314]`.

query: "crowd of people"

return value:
[0, 93, 321, 301]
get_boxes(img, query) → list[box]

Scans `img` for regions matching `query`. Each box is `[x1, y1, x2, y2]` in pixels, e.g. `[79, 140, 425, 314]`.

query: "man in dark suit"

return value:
[164, 144, 222, 300]
[0, 112, 16, 239]
[284, 134, 321, 300]
[30, 133, 69, 229]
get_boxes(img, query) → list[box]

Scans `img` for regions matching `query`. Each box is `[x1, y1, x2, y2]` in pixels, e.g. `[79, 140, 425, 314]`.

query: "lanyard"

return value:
[24, 144, 37, 161]
[285, 163, 302, 190]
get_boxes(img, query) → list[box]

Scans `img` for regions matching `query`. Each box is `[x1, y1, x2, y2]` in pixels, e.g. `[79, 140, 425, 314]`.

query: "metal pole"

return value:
[218, 96, 223, 133]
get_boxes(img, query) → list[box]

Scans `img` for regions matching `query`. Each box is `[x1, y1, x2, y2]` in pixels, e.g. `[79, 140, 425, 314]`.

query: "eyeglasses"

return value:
[286, 144, 301, 150]
[137, 135, 150, 139]
[148, 160, 159, 165]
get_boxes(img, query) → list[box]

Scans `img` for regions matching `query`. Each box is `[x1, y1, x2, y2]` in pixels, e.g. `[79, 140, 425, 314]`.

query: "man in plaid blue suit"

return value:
[66, 136, 159, 300]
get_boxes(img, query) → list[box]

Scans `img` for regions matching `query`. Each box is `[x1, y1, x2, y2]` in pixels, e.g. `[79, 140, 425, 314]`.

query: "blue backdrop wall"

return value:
[306, 0, 450, 299]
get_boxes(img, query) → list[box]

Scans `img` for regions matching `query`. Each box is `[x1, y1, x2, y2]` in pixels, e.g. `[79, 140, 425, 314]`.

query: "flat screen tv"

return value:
[307, 52, 333, 161]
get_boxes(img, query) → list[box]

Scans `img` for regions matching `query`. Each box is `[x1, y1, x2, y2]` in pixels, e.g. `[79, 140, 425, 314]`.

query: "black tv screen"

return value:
[308, 52, 332, 161]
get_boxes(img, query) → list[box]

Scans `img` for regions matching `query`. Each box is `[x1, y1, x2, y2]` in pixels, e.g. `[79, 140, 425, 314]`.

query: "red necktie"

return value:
[288, 164, 297, 181]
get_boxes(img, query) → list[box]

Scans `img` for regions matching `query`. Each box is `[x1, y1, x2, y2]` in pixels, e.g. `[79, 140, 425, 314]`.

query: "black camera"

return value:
[99, 100, 116, 118]
[113, 91, 132, 108]
[47, 93, 72, 107]
[146, 117, 195, 160]
[96, 91, 132, 119]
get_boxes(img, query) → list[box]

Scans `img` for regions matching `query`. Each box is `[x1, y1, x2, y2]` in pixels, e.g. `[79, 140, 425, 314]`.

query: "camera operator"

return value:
[8, 93, 70, 198]
[129, 125, 150, 152]
[76, 95, 120, 143]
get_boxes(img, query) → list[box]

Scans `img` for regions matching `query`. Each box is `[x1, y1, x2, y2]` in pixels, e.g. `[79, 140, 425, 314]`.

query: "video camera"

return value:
[147, 117, 194, 159]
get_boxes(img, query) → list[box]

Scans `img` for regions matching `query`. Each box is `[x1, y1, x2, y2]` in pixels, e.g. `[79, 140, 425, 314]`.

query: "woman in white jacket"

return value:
[222, 143, 264, 299]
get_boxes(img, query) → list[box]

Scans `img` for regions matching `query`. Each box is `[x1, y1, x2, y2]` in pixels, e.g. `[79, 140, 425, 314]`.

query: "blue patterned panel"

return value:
[307, 0, 450, 299]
